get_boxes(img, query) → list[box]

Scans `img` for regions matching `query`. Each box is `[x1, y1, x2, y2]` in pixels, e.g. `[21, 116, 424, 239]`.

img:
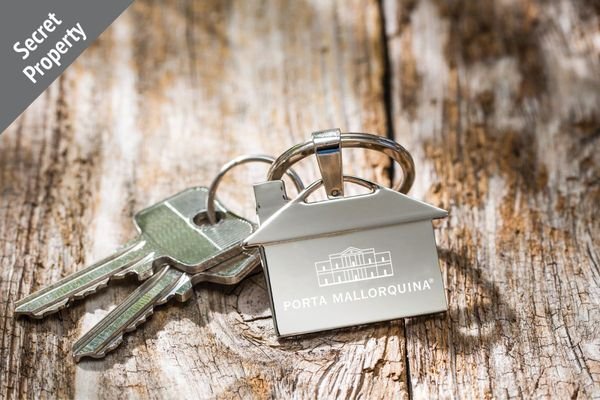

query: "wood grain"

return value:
[1, 0, 401, 399]
[384, 0, 600, 398]
[0, 0, 598, 398]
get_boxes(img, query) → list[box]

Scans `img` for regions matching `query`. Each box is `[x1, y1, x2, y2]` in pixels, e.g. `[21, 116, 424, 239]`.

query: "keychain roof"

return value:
[245, 176, 447, 246]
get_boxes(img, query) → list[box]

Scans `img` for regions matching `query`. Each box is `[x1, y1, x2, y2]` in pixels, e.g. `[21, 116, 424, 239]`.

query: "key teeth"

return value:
[16, 298, 70, 319]
[135, 267, 155, 282]
[112, 261, 154, 281]
[42, 299, 70, 316]
[71, 258, 155, 303]
[101, 335, 126, 357]
[74, 336, 124, 362]
[126, 311, 152, 332]
[74, 332, 126, 362]
[20, 273, 139, 319]
[74, 307, 161, 362]
[112, 269, 138, 280]
[104, 338, 124, 356]
[123, 289, 182, 333]
[73, 269, 194, 361]
[72, 279, 110, 300]
[73, 288, 182, 362]
[16, 262, 152, 319]
[17, 279, 111, 319]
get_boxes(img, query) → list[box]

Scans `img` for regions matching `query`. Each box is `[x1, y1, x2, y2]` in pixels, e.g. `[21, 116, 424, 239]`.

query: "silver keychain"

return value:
[244, 130, 448, 337]
[16, 155, 304, 360]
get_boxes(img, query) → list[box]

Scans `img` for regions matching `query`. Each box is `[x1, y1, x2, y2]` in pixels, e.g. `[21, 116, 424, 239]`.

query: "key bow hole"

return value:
[193, 211, 225, 226]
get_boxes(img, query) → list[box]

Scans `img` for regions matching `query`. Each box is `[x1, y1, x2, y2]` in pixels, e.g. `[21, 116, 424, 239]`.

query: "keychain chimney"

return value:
[253, 180, 290, 224]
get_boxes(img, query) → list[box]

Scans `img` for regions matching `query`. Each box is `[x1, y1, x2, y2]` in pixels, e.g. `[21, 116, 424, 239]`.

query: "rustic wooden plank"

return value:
[0, 0, 409, 398]
[384, 0, 600, 398]
[5, 0, 598, 398]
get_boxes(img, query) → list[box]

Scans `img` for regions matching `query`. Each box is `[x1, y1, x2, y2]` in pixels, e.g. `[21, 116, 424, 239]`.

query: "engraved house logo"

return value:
[315, 247, 393, 287]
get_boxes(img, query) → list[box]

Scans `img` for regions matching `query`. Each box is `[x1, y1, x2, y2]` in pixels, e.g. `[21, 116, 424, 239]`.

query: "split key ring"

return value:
[266, 130, 415, 197]
[206, 155, 305, 225]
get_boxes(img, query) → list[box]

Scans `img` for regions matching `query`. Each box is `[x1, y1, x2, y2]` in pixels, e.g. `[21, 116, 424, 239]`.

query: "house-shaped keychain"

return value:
[244, 176, 448, 337]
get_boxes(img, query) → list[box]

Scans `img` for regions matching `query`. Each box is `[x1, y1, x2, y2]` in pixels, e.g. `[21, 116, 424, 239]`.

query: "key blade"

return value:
[72, 265, 190, 361]
[72, 252, 261, 361]
[15, 238, 157, 318]
[190, 250, 261, 286]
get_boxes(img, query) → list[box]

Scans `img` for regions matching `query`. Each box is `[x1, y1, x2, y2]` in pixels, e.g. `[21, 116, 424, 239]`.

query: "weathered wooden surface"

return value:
[384, 0, 600, 397]
[0, 0, 598, 398]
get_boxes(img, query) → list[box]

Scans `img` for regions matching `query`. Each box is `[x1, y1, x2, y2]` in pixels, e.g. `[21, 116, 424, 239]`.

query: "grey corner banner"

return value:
[0, 0, 133, 134]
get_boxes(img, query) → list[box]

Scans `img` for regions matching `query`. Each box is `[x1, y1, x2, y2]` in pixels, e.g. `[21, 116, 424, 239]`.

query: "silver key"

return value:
[72, 251, 260, 361]
[15, 187, 254, 318]
[71, 178, 297, 360]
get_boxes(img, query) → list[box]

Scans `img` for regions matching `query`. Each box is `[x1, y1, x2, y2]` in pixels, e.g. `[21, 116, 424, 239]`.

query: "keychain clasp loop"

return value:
[297, 174, 378, 202]
[266, 132, 415, 194]
[312, 128, 344, 198]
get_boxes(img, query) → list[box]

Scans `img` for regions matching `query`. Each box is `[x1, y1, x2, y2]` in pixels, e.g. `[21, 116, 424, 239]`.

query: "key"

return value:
[15, 187, 254, 318]
[72, 251, 260, 361]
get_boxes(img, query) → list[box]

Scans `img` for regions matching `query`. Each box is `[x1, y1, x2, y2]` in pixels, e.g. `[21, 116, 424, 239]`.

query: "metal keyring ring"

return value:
[206, 155, 306, 224]
[266, 132, 415, 194]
